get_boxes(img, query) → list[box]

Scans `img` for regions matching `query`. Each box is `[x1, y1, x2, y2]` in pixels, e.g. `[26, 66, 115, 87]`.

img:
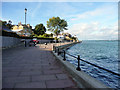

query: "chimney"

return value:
[18, 22, 22, 26]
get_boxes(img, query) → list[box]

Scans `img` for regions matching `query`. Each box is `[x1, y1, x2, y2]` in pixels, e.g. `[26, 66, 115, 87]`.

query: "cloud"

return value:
[64, 3, 118, 40]
[66, 21, 118, 40]
[70, 3, 117, 21]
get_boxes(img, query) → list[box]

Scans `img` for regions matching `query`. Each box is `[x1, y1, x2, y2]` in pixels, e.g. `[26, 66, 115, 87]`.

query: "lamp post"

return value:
[24, 8, 27, 47]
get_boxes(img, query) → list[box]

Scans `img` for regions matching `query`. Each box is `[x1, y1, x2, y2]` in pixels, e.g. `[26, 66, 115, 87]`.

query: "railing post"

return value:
[76, 55, 81, 71]
[57, 48, 59, 55]
[63, 50, 66, 61]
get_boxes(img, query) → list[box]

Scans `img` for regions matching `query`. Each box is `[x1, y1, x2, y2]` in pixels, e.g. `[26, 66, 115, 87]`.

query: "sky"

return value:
[1, 0, 118, 40]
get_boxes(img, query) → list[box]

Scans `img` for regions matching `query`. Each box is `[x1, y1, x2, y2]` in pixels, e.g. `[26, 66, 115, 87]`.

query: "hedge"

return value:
[2, 30, 54, 40]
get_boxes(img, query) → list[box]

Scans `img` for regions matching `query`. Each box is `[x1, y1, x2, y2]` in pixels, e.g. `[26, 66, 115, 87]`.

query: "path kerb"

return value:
[52, 42, 111, 89]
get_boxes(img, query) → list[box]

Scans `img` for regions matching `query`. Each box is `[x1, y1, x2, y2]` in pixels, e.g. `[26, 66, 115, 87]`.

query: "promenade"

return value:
[2, 43, 78, 88]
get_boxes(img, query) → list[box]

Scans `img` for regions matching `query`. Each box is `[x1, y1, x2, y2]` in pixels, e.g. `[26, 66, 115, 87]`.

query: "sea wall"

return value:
[52, 42, 110, 89]
[56, 42, 80, 50]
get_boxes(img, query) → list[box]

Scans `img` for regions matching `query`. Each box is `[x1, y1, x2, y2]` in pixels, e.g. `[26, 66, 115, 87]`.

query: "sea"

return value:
[65, 40, 119, 89]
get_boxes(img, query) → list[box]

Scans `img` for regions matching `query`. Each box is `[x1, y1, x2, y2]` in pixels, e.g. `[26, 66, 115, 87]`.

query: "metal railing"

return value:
[53, 45, 120, 76]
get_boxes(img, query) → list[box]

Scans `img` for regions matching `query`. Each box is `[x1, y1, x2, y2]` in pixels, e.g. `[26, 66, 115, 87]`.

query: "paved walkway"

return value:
[2, 43, 78, 88]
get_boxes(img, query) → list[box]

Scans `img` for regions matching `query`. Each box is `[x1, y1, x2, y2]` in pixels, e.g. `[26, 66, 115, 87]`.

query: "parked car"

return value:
[33, 38, 39, 44]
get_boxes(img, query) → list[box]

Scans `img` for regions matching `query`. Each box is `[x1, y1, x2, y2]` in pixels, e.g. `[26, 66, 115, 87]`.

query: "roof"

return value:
[2, 25, 13, 32]
[12, 29, 23, 32]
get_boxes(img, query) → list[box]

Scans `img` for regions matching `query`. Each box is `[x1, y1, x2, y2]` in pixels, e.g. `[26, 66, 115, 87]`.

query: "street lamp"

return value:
[25, 8, 27, 25]
[24, 8, 27, 47]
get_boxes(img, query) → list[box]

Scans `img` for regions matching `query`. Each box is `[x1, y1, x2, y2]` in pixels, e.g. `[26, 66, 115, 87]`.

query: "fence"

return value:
[53, 45, 120, 76]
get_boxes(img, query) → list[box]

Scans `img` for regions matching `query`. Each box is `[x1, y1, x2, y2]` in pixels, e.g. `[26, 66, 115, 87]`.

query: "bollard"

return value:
[57, 48, 59, 55]
[53, 45, 54, 51]
[55, 47, 56, 53]
[76, 55, 81, 71]
[63, 50, 66, 61]
[25, 40, 27, 47]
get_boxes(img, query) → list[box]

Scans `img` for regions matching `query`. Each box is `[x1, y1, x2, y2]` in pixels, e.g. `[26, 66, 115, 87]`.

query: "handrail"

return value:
[66, 52, 77, 59]
[53, 45, 120, 76]
[79, 58, 120, 76]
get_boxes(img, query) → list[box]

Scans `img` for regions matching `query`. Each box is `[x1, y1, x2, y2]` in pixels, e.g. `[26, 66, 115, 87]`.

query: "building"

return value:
[53, 33, 73, 42]
[0, 20, 13, 33]
[12, 22, 33, 36]
[62, 33, 72, 40]
[2, 25, 13, 32]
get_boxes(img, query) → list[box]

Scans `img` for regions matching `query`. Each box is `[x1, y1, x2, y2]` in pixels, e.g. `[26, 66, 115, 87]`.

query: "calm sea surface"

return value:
[66, 40, 119, 89]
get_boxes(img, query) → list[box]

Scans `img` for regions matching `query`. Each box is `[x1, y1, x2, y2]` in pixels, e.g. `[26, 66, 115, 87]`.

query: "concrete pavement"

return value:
[2, 43, 78, 88]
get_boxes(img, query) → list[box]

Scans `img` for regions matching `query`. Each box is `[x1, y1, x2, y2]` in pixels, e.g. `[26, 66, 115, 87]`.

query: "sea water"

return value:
[66, 40, 119, 89]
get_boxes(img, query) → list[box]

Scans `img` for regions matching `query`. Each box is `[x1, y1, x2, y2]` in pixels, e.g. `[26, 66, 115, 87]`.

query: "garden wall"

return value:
[1, 36, 21, 48]
[1, 30, 54, 48]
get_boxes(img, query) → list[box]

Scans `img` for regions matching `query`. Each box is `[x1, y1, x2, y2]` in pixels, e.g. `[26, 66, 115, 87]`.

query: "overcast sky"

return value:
[1, 1, 118, 40]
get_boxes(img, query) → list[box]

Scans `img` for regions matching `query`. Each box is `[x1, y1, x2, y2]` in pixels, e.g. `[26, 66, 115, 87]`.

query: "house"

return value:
[2, 25, 13, 32]
[57, 34, 65, 40]
[63, 33, 72, 40]
[1, 21, 18, 38]
[12, 22, 33, 36]
[0, 20, 12, 32]
[53, 34, 65, 40]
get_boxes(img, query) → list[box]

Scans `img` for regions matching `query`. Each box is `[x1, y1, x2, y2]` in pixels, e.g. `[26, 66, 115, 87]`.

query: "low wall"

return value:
[1, 36, 22, 48]
[1, 36, 54, 48]
[38, 39, 53, 43]
[52, 43, 111, 89]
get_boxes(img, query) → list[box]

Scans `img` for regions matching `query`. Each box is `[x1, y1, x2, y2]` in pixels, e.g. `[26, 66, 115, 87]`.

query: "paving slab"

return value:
[3, 71, 20, 78]
[2, 83, 15, 88]
[2, 43, 77, 88]
[3, 76, 30, 83]
[15, 82, 46, 88]
[32, 75, 57, 81]
[46, 79, 75, 88]
[43, 69, 64, 75]
[56, 74, 69, 80]
[19, 71, 43, 76]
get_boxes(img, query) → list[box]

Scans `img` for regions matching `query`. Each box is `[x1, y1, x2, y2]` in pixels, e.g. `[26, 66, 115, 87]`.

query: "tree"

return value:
[50, 33, 53, 37]
[6, 20, 12, 29]
[47, 17, 68, 36]
[43, 33, 50, 37]
[2, 21, 7, 26]
[1, 20, 13, 29]
[34, 23, 46, 36]
[71, 36, 77, 41]
[8, 20, 12, 24]
[68, 34, 72, 38]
